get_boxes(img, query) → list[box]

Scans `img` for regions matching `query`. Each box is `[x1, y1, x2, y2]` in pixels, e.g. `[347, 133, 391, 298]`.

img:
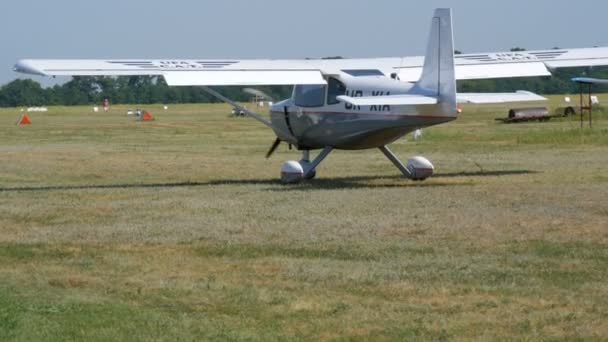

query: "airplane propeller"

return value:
[265, 137, 282, 159]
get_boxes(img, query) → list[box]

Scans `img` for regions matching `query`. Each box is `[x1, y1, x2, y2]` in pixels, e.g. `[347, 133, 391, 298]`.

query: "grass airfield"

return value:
[1, 97, 607, 340]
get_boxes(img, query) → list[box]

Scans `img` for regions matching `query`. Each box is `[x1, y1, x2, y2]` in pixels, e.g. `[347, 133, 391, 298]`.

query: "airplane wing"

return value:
[13, 47, 608, 85]
[13, 59, 328, 86]
[404, 48, 608, 81]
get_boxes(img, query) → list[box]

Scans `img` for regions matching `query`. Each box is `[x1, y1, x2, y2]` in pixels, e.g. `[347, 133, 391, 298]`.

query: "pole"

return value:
[580, 83, 584, 129]
[589, 83, 593, 129]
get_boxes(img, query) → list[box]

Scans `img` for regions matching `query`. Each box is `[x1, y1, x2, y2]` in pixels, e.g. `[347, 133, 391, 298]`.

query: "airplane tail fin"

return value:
[414, 8, 457, 116]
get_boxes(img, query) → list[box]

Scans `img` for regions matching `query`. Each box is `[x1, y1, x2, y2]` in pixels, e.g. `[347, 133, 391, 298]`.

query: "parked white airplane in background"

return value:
[14, 9, 608, 183]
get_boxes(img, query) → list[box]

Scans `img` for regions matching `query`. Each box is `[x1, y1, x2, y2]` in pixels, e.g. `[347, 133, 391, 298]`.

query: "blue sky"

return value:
[1, 0, 607, 85]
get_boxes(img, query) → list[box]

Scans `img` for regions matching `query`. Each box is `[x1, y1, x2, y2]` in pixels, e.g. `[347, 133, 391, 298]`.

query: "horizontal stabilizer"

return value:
[337, 94, 438, 106]
[457, 91, 546, 104]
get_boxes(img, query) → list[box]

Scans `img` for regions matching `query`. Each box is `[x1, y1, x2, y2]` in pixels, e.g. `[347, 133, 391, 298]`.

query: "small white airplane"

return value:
[14, 9, 608, 183]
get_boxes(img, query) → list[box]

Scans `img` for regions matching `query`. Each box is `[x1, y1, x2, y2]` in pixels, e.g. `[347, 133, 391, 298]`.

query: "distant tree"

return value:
[126, 76, 156, 104]
[58, 77, 98, 105]
[0, 79, 47, 107]
[454, 50, 463, 55]
[510, 47, 527, 52]
[94, 77, 120, 103]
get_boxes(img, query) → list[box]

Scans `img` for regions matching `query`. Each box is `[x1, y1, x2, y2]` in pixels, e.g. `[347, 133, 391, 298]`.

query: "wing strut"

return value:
[201, 87, 273, 128]
[201, 87, 296, 152]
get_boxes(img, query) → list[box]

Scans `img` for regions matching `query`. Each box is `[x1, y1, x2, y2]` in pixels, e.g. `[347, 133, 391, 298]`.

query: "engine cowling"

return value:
[406, 156, 434, 180]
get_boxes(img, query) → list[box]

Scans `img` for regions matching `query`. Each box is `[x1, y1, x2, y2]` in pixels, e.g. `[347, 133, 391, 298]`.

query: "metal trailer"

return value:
[496, 107, 551, 123]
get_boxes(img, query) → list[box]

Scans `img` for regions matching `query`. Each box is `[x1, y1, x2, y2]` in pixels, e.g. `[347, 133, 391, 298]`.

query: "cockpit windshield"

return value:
[294, 85, 326, 107]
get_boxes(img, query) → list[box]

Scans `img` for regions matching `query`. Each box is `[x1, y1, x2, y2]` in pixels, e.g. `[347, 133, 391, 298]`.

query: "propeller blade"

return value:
[265, 138, 281, 159]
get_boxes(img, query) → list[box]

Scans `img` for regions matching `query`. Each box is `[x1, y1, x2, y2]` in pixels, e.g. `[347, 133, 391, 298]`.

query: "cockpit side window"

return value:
[294, 85, 326, 107]
[327, 78, 346, 105]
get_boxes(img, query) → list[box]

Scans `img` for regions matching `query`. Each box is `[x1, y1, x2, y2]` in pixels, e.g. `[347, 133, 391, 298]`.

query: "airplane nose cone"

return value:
[13, 60, 45, 76]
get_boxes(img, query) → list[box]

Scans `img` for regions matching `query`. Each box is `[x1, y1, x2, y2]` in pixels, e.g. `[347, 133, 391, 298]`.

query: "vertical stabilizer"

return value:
[415, 8, 457, 116]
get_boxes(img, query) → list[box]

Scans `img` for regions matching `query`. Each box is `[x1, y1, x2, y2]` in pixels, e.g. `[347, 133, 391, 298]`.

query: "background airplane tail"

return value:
[414, 8, 457, 116]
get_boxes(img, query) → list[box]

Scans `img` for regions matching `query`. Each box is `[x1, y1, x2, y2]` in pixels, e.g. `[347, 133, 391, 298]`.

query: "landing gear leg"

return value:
[302, 147, 333, 180]
[379, 145, 435, 181]
[302, 150, 311, 162]
[300, 150, 315, 179]
[379, 145, 413, 178]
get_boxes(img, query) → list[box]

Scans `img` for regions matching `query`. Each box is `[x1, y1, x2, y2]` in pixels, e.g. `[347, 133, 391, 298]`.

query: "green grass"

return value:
[1, 96, 608, 340]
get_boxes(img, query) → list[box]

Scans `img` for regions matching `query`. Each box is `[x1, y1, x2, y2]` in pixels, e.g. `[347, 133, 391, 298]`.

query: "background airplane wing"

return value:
[14, 47, 608, 85]
[456, 91, 546, 104]
[571, 77, 608, 85]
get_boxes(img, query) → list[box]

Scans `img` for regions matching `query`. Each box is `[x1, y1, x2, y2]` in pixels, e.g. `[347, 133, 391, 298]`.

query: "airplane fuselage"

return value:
[269, 75, 457, 150]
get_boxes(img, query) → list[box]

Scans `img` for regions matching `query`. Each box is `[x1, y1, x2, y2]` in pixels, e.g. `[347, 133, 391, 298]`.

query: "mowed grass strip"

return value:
[0, 97, 607, 339]
[1, 240, 607, 340]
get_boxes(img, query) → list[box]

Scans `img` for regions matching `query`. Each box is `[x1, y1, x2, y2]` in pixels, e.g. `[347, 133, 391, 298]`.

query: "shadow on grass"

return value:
[0, 170, 537, 193]
[435, 170, 539, 178]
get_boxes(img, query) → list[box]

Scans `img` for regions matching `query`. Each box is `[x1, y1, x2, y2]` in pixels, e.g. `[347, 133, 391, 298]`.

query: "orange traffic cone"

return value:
[141, 111, 153, 121]
[17, 113, 31, 125]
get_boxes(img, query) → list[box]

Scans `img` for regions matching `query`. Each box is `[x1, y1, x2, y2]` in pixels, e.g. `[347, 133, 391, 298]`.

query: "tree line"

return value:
[2, 68, 608, 107]
[0, 76, 294, 107]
